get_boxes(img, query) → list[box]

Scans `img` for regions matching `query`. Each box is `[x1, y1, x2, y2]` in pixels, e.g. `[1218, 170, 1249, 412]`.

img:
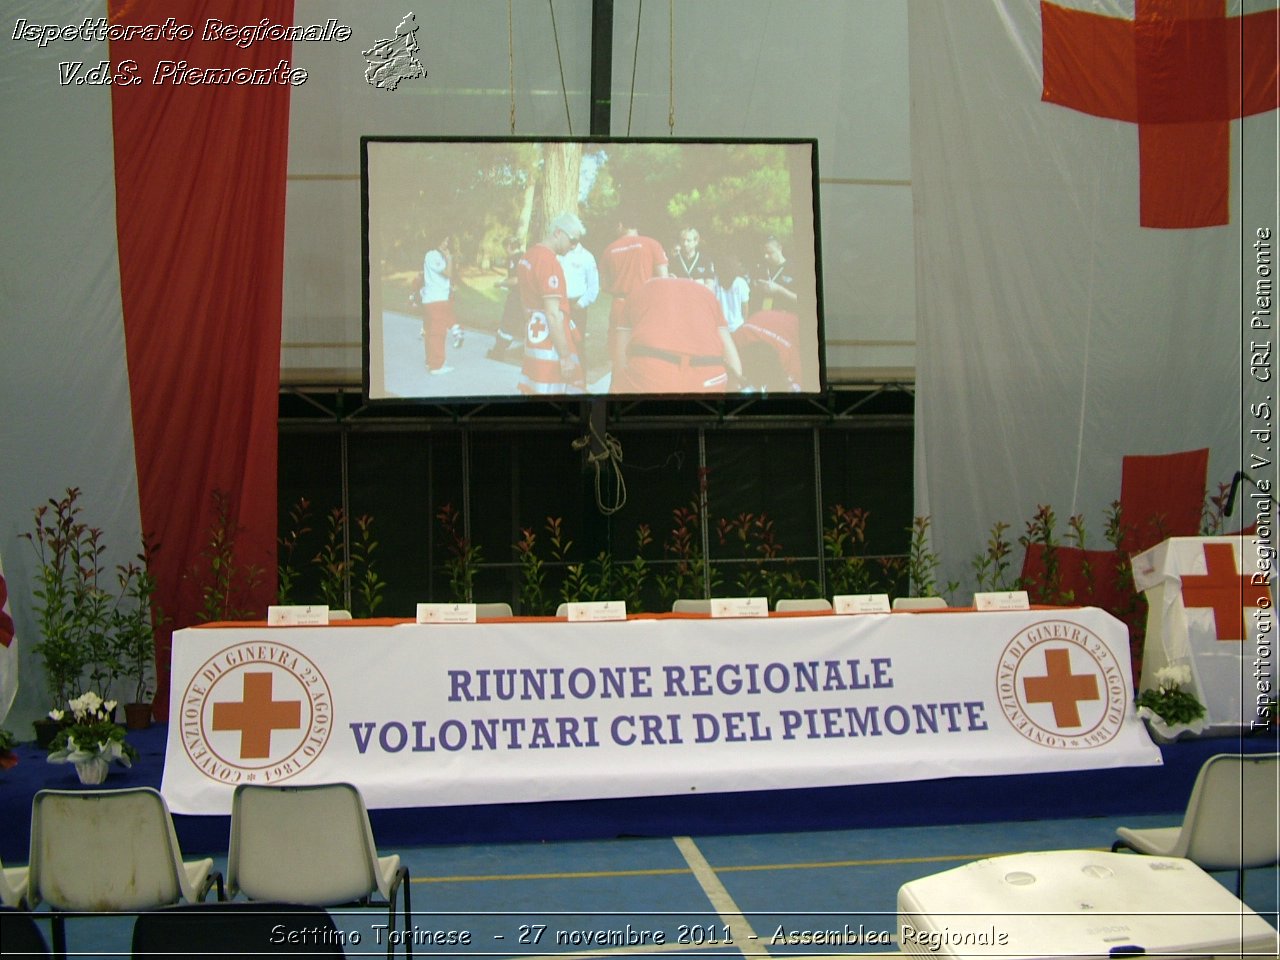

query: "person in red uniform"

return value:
[612, 276, 743, 394]
[516, 213, 586, 396]
[732, 309, 803, 393]
[601, 213, 668, 376]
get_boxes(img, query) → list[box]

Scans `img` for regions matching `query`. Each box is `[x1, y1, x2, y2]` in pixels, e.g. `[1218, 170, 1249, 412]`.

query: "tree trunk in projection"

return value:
[539, 143, 582, 230]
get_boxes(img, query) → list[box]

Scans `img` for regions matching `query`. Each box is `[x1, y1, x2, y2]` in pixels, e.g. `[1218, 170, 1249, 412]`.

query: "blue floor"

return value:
[28, 813, 1280, 958]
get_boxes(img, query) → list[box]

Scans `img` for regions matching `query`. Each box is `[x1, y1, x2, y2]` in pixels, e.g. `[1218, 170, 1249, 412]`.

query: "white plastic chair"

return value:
[228, 782, 410, 958]
[891, 596, 948, 610]
[672, 598, 712, 614]
[328, 609, 353, 621]
[474, 602, 513, 618]
[29, 787, 221, 956]
[774, 598, 833, 612]
[0, 855, 30, 909]
[1112, 753, 1280, 897]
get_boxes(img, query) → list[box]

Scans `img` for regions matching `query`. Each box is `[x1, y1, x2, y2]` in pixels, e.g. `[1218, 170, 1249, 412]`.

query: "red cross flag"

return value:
[0, 554, 18, 723]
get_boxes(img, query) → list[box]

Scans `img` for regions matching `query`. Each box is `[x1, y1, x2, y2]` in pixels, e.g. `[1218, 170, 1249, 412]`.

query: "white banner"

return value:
[162, 609, 1161, 815]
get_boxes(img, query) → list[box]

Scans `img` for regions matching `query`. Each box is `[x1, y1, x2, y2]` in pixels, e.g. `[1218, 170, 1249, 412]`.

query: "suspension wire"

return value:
[668, 0, 675, 134]
[548, 0, 574, 135]
[626, 0, 643, 135]
[507, 0, 516, 133]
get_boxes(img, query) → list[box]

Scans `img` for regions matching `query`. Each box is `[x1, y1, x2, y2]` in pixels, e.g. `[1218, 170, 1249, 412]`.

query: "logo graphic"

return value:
[363, 12, 428, 91]
[527, 312, 550, 345]
[180, 643, 333, 783]
[1041, 0, 1277, 228]
[997, 620, 1127, 749]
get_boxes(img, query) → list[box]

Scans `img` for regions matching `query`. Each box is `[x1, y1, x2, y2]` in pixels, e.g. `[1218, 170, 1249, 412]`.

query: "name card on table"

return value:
[417, 603, 477, 624]
[267, 605, 330, 626]
[974, 590, 1030, 611]
[710, 597, 769, 618]
[833, 593, 891, 614]
[565, 600, 627, 622]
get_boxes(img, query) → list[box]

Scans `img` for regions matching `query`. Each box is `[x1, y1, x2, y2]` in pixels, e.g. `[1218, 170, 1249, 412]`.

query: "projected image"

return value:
[363, 138, 824, 401]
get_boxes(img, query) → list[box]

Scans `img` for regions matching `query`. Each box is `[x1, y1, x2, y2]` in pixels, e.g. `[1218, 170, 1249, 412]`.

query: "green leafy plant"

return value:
[655, 502, 718, 608]
[1017, 504, 1073, 605]
[514, 526, 548, 615]
[615, 524, 653, 613]
[111, 544, 161, 705]
[825, 504, 878, 597]
[350, 513, 387, 617]
[437, 503, 482, 603]
[193, 489, 264, 622]
[0, 728, 17, 772]
[971, 520, 1014, 592]
[1135, 663, 1206, 727]
[277, 497, 313, 605]
[905, 515, 956, 601]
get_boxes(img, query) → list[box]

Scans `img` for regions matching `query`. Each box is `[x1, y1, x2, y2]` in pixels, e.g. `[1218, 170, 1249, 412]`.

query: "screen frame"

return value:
[360, 134, 827, 406]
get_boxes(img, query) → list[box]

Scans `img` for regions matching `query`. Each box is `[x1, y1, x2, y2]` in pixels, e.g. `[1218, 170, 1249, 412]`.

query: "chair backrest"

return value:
[328, 610, 353, 621]
[672, 599, 711, 614]
[892, 596, 948, 610]
[1181, 753, 1280, 871]
[229, 783, 379, 907]
[29, 788, 192, 911]
[474, 602, 513, 618]
[132, 901, 346, 958]
[775, 598, 832, 612]
[555, 602, 569, 618]
[0, 906, 50, 957]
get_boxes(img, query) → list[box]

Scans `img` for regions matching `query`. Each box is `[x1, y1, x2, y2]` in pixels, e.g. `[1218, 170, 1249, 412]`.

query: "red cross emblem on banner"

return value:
[212, 672, 303, 759]
[1180, 542, 1270, 642]
[1041, 0, 1279, 228]
[1023, 648, 1100, 727]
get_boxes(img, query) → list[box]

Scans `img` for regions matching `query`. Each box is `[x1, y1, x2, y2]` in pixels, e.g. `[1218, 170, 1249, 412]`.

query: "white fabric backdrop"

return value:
[909, 0, 1277, 595]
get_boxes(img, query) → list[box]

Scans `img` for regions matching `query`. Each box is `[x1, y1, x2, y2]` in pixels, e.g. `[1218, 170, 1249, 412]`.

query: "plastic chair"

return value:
[0, 906, 50, 957]
[672, 599, 711, 614]
[474, 602, 513, 618]
[891, 596, 948, 610]
[0, 854, 30, 908]
[132, 901, 346, 958]
[774, 598, 832, 612]
[227, 783, 410, 958]
[328, 609, 353, 621]
[1112, 753, 1280, 897]
[29, 787, 222, 957]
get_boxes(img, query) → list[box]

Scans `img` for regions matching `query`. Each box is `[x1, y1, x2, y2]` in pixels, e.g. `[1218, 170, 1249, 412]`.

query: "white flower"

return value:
[48, 709, 65, 721]
[1154, 663, 1192, 689]
[104, 699, 118, 713]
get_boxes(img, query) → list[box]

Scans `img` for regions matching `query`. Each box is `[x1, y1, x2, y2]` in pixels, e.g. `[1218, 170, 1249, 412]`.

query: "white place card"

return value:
[974, 590, 1031, 611]
[416, 603, 478, 624]
[710, 596, 769, 618]
[267, 604, 330, 626]
[833, 593, 891, 614]
[565, 600, 627, 622]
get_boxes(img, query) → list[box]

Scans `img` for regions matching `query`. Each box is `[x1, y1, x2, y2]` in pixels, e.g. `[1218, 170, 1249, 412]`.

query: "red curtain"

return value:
[109, 1, 293, 719]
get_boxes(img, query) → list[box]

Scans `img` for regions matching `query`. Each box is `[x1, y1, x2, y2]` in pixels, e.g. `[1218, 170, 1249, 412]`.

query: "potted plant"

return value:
[0, 728, 17, 773]
[46, 690, 137, 784]
[111, 551, 159, 729]
[1136, 662, 1207, 742]
[21, 489, 94, 746]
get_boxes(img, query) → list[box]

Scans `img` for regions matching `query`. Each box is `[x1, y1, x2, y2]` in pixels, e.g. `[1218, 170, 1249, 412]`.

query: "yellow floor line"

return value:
[409, 847, 1114, 885]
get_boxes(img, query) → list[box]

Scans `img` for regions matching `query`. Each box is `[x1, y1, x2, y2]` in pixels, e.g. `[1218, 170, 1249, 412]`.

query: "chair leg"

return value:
[51, 913, 67, 960]
[403, 869, 413, 960]
[1236, 868, 1245, 900]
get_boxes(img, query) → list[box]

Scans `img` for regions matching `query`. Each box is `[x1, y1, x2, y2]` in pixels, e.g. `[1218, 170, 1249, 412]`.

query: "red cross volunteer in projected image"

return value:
[602, 208, 668, 377]
[612, 276, 743, 395]
[516, 213, 586, 396]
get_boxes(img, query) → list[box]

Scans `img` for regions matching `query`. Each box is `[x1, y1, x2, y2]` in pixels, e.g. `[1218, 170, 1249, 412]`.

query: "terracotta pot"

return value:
[124, 702, 153, 730]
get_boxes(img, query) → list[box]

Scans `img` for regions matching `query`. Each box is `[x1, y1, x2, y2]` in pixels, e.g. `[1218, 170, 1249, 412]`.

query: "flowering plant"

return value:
[46, 691, 137, 768]
[1136, 663, 1206, 727]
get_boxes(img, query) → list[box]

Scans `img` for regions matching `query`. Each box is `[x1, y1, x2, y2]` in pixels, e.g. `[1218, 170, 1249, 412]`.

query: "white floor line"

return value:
[674, 835, 771, 959]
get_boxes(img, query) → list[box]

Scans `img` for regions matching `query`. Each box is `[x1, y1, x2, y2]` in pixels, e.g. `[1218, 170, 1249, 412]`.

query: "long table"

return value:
[162, 608, 1162, 816]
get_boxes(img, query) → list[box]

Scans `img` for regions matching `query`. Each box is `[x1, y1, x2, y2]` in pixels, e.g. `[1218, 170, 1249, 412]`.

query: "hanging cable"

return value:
[548, 0, 574, 135]
[507, 0, 516, 134]
[668, 0, 675, 135]
[572, 422, 627, 515]
[626, 0, 643, 136]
